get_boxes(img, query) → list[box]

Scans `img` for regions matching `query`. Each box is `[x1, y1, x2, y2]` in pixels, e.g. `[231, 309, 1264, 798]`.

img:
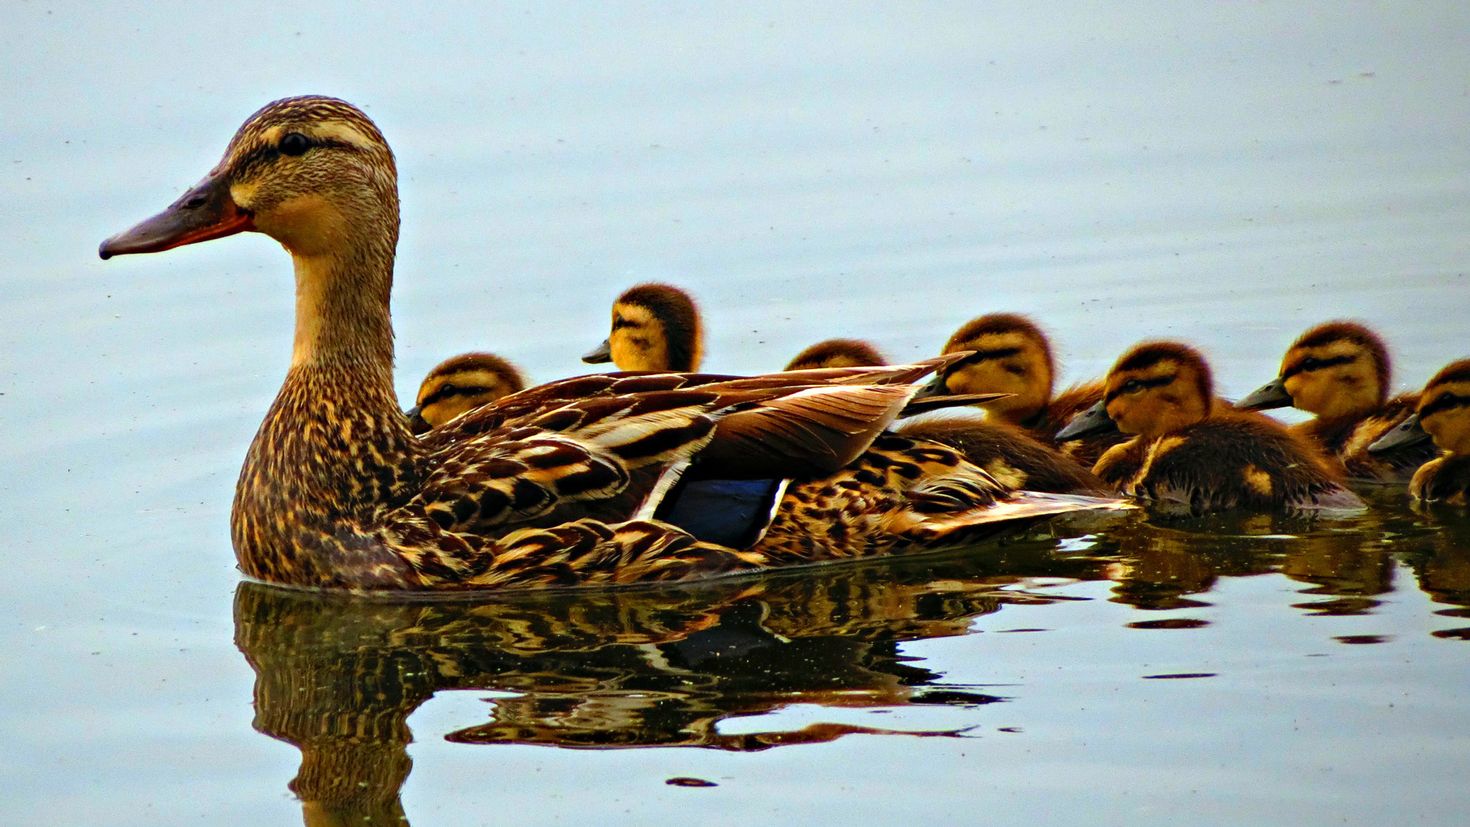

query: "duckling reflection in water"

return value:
[1237, 321, 1434, 482]
[1058, 341, 1364, 515]
[581, 286, 1109, 495]
[405, 351, 527, 434]
[1371, 358, 1470, 505]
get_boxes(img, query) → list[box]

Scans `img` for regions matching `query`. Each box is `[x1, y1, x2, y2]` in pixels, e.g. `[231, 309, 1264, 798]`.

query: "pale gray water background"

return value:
[2, 2, 1469, 825]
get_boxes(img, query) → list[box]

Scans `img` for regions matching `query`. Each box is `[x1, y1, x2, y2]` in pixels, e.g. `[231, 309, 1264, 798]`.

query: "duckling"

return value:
[786, 339, 888, 371]
[1237, 321, 1433, 482]
[583, 283, 703, 372]
[406, 352, 527, 434]
[99, 95, 1119, 591]
[1369, 359, 1470, 504]
[1057, 341, 1363, 514]
[929, 313, 1126, 465]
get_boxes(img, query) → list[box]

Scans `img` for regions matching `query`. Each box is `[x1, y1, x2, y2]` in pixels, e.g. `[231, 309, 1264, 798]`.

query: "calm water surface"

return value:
[2, 3, 1468, 825]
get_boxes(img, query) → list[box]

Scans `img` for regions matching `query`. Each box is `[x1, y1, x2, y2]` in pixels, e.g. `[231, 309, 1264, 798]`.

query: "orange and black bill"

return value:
[99, 173, 253, 259]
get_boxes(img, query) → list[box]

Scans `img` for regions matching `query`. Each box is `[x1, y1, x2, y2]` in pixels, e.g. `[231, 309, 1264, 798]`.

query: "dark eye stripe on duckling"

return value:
[419, 382, 496, 408]
[1104, 374, 1174, 402]
[1282, 353, 1356, 378]
[1420, 391, 1470, 419]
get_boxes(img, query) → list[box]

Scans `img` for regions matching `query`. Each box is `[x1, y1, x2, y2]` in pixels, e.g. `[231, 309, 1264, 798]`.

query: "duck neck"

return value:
[290, 228, 397, 374]
[231, 219, 421, 585]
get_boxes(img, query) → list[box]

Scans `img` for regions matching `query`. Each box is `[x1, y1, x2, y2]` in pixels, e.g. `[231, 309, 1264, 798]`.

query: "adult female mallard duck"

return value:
[786, 339, 888, 371]
[98, 95, 1119, 591]
[578, 286, 1107, 494]
[924, 313, 1127, 466]
[1370, 359, 1470, 504]
[1236, 321, 1434, 482]
[406, 351, 527, 434]
[1056, 341, 1364, 514]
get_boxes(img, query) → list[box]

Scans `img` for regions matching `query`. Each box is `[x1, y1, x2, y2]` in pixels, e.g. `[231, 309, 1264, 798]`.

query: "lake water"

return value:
[2, 3, 1468, 825]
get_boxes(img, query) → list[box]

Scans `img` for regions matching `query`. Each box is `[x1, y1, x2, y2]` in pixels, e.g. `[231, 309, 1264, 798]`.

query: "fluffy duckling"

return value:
[1370, 359, 1470, 504]
[786, 339, 888, 371]
[1058, 341, 1363, 514]
[583, 283, 703, 372]
[406, 352, 527, 434]
[930, 313, 1126, 465]
[1237, 321, 1433, 482]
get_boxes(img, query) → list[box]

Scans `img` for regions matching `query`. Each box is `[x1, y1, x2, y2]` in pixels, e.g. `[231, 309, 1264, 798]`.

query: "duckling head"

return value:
[1102, 341, 1214, 439]
[936, 313, 1054, 423]
[583, 283, 703, 372]
[786, 339, 887, 371]
[1239, 321, 1390, 420]
[406, 352, 527, 434]
[1414, 359, 1470, 455]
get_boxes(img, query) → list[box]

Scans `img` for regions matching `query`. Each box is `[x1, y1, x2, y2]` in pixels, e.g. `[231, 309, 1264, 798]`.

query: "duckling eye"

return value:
[612, 316, 634, 330]
[1120, 379, 1144, 394]
[279, 132, 312, 157]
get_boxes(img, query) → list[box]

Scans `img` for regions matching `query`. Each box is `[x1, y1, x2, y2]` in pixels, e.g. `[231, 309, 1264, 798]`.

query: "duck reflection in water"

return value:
[234, 512, 1470, 824]
[233, 545, 1095, 824]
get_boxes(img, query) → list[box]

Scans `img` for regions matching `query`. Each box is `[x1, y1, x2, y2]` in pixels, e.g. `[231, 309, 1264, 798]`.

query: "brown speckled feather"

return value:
[895, 416, 1110, 495]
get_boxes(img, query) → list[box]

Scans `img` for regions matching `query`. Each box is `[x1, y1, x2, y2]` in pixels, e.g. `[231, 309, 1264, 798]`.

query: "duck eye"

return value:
[279, 132, 312, 157]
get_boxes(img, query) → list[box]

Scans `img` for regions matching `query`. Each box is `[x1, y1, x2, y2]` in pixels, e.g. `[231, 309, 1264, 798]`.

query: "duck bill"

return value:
[1055, 400, 1118, 442]
[1368, 413, 1430, 453]
[98, 172, 254, 260]
[582, 339, 613, 364]
[1236, 376, 1292, 411]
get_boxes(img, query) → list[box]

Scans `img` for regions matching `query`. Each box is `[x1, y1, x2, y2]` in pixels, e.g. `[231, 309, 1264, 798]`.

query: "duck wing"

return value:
[405, 380, 930, 536]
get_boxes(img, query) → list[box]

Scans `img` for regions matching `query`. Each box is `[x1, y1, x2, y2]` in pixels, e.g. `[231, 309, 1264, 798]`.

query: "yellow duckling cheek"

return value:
[1424, 410, 1470, 454]
[610, 330, 668, 372]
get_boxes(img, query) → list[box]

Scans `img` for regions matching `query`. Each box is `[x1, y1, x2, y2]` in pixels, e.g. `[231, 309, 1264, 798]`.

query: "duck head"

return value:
[99, 96, 402, 369]
[932, 313, 1054, 423]
[406, 352, 527, 434]
[1375, 359, 1470, 456]
[785, 338, 887, 371]
[1238, 321, 1390, 420]
[583, 283, 703, 372]
[1096, 341, 1214, 439]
